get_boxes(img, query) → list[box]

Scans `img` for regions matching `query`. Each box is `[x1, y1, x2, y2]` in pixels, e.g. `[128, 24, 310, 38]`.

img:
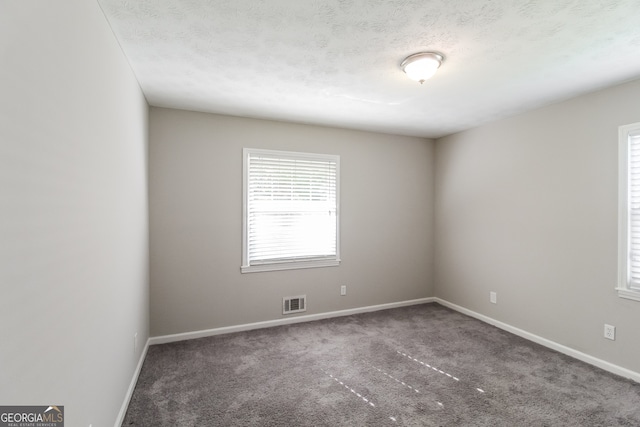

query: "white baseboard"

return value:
[149, 297, 435, 345]
[114, 339, 150, 427]
[435, 298, 640, 383]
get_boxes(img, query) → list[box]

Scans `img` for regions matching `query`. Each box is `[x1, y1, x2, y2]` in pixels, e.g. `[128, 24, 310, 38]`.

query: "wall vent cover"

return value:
[283, 295, 306, 315]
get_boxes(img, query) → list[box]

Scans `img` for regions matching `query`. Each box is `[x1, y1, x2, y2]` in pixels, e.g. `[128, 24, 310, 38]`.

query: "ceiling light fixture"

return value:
[401, 52, 444, 84]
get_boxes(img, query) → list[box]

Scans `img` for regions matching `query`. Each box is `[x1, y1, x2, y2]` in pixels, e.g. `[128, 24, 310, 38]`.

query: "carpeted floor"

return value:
[123, 303, 640, 426]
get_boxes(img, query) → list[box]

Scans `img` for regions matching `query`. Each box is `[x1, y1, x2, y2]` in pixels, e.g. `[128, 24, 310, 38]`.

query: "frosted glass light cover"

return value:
[401, 52, 443, 83]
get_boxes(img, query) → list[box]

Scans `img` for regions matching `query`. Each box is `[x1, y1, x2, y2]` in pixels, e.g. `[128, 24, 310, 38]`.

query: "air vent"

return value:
[283, 295, 306, 315]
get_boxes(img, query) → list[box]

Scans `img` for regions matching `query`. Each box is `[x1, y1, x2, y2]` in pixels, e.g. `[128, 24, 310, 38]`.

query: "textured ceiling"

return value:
[97, 0, 640, 138]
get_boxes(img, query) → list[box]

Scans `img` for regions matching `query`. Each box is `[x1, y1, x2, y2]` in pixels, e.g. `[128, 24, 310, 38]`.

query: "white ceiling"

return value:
[97, 0, 640, 139]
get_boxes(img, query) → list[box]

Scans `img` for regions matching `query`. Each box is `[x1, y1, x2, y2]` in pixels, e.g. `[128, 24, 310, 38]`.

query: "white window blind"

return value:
[242, 148, 340, 273]
[618, 122, 640, 301]
[627, 133, 640, 290]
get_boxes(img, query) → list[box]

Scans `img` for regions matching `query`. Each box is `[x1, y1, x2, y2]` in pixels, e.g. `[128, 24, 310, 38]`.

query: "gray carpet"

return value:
[123, 303, 640, 426]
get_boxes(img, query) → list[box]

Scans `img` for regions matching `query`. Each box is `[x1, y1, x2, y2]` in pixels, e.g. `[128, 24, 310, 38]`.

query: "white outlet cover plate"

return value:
[604, 324, 616, 340]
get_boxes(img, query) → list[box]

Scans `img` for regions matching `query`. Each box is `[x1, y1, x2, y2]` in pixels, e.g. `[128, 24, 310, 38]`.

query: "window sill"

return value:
[241, 259, 340, 274]
[616, 287, 640, 302]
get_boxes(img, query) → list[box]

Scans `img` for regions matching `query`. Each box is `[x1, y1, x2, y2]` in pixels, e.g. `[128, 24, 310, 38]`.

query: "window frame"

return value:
[617, 121, 640, 301]
[241, 147, 341, 274]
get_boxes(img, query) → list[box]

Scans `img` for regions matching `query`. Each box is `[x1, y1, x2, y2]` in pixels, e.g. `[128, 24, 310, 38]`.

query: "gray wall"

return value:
[435, 78, 640, 374]
[149, 108, 435, 336]
[0, 2, 149, 426]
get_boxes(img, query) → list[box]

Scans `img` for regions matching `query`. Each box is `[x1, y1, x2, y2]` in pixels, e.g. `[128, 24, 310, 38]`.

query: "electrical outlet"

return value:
[490, 291, 497, 304]
[340, 285, 347, 296]
[604, 324, 616, 340]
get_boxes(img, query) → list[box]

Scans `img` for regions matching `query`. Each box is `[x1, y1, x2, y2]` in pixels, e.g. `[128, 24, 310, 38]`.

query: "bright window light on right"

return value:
[617, 121, 640, 302]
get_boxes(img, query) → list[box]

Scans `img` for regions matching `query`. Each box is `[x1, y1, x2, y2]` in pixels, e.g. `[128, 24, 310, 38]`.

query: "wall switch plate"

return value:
[604, 324, 616, 340]
[134, 332, 138, 354]
[340, 285, 347, 296]
[490, 292, 497, 304]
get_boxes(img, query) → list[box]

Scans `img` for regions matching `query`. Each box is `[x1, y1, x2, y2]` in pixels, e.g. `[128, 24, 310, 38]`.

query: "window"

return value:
[242, 148, 340, 273]
[618, 122, 640, 301]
